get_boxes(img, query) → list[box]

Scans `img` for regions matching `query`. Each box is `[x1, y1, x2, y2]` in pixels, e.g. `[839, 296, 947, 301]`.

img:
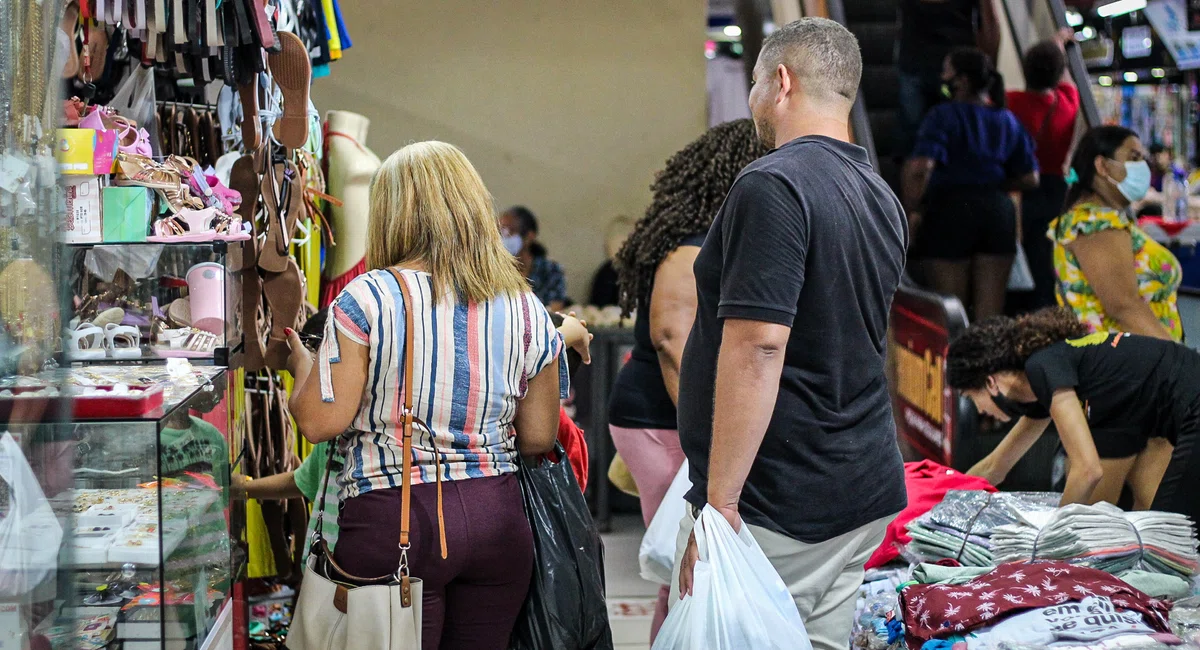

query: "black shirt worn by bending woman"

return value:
[1023, 332, 1200, 520]
[608, 233, 708, 431]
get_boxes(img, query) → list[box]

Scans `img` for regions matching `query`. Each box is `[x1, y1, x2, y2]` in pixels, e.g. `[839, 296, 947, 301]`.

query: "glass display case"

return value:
[1, 365, 237, 649]
[62, 241, 245, 366]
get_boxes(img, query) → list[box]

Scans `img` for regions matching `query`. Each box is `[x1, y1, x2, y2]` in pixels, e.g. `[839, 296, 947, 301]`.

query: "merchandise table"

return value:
[575, 326, 635, 532]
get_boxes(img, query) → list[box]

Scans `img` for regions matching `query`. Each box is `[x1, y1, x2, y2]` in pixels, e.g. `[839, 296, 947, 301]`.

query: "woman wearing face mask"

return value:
[499, 206, 568, 312]
[903, 46, 1039, 320]
[1052, 126, 1183, 341]
[947, 308, 1198, 522]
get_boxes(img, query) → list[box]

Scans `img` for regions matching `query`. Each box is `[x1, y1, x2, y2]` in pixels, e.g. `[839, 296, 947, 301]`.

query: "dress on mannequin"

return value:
[321, 110, 380, 306]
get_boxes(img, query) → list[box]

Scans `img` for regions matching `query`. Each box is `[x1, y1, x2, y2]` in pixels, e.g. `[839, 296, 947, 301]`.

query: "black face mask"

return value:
[990, 390, 1050, 420]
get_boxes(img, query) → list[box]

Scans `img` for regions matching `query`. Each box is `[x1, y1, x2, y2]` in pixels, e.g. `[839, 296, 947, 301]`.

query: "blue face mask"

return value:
[1115, 160, 1152, 202]
[502, 234, 524, 256]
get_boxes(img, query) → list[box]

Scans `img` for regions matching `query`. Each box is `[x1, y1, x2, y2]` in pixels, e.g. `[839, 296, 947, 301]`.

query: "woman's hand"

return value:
[556, 311, 593, 365]
[284, 328, 315, 380]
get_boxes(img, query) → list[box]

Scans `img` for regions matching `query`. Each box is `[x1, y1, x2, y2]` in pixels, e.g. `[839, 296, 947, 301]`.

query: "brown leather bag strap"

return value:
[391, 268, 416, 549]
[386, 268, 448, 562]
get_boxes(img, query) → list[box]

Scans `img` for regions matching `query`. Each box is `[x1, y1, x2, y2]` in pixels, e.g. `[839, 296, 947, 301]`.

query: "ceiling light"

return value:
[1152, 67, 1166, 77]
[723, 25, 742, 37]
[1096, 0, 1147, 18]
[1124, 71, 1139, 82]
[1066, 10, 1084, 26]
[1099, 75, 1114, 86]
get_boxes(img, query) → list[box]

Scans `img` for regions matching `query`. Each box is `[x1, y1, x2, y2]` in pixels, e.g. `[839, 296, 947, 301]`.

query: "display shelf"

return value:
[32, 368, 238, 649]
[61, 241, 245, 366]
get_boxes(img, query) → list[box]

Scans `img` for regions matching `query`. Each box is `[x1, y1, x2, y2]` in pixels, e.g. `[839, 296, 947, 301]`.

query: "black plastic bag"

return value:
[509, 444, 613, 650]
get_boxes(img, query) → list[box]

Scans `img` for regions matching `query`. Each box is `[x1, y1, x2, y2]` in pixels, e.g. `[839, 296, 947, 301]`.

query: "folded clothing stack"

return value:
[905, 491, 1062, 567]
[990, 503, 1199, 580]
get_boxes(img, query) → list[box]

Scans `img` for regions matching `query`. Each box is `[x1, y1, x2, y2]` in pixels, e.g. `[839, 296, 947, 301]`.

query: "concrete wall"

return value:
[312, 1, 708, 302]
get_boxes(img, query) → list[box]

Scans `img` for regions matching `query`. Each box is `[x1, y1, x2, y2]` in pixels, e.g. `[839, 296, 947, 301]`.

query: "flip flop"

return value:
[261, 259, 303, 371]
[257, 154, 303, 274]
[267, 32, 311, 149]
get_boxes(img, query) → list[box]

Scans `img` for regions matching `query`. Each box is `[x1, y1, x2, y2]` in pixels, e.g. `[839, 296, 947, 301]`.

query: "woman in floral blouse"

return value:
[1051, 126, 1182, 342]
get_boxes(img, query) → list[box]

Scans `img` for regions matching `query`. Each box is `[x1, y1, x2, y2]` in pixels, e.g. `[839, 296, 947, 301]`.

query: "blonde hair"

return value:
[366, 141, 528, 303]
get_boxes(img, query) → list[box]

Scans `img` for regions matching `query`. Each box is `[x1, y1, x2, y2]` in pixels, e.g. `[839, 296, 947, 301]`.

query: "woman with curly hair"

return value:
[607, 119, 768, 641]
[947, 307, 1198, 521]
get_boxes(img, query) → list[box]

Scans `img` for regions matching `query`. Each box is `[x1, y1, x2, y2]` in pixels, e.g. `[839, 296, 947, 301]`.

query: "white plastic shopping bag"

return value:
[0, 433, 63, 597]
[639, 460, 689, 585]
[652, 505, 812, 650]
[1007, 244, 1035, 291]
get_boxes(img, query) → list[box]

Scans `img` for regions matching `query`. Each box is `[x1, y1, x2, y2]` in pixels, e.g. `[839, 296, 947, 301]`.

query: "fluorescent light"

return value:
[1096, 0, 1147, 18]
[1099, 75, 1114, 86]
[1152, 67, 1166, 77]
[1066, 9, 1084, 26]
[723, 25, 742, 37]
[1124, 71, 1139, 82]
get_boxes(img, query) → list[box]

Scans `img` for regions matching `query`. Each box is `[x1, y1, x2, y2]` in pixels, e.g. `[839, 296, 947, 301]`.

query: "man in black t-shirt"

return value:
[672, 18, 908, 650]
[896, 0, 999, 160]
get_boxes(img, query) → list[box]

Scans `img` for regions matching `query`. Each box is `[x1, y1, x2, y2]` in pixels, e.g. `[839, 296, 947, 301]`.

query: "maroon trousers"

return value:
[333, 473, 534, 650]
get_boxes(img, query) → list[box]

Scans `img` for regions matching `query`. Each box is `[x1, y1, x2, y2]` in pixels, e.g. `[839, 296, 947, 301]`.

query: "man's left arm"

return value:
[707, 319, 790, 529]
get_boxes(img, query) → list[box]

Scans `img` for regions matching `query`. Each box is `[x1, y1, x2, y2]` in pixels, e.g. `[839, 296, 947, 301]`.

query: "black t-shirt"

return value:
[609, 233, 708, 430]
[1025, 332, 1200, 448]
[677, 136, 909, 543]
[898, 0, 980, 75]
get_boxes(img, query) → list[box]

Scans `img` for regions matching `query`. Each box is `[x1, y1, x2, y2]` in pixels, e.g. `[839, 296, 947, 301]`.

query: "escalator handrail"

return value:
[1045, 0, 1103, 128]
[823, 0, 881, 170]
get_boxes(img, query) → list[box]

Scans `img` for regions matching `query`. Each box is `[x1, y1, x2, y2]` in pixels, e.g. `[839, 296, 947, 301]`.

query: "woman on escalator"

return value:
[903, 47, 1039, 319]
[947, 307, 1197, 523]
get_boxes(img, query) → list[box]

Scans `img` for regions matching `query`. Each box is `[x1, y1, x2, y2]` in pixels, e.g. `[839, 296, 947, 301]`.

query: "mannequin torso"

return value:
[324, 111, 381, 287]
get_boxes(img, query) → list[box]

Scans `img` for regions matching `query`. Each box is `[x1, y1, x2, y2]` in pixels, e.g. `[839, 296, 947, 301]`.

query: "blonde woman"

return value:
[285, 141, 566, 650]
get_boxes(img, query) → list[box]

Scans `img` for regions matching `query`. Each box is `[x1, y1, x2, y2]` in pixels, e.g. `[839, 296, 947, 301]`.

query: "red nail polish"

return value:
[284, 328, 294, 336]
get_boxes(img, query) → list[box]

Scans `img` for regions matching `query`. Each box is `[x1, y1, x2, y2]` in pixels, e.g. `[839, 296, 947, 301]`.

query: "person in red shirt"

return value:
[1006, 29, 1080, 313]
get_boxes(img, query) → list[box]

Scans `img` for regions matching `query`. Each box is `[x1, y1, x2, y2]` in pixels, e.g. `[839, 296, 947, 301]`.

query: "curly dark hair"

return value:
[947, 307, 1090, 389]
[616, 119, 769, 315]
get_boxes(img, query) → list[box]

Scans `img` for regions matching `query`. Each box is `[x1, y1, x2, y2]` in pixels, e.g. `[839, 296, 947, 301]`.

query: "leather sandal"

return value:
[229, 152, 262, 267]
[261, 258, 303, 371]
[257, 152, 303, 274]
[267, 32, 311, 149]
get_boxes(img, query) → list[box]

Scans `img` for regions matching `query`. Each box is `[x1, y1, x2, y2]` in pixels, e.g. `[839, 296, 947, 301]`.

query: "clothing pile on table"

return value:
[900, 561, 1177, 649]
[850, 486, 1200, 650]
[989, 503, 1199, 580]
[904, 491, 1062, 567]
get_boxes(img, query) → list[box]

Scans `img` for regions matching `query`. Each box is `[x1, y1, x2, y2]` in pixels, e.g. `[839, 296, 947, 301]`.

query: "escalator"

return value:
[840, 0, 903, 193]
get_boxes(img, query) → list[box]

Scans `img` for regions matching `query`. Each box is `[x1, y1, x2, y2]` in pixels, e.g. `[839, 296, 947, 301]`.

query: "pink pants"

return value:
[609, 425, 685, 643]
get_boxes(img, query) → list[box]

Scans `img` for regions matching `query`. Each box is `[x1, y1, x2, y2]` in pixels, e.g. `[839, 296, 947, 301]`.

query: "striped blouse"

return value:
[318, 268, 567, 499]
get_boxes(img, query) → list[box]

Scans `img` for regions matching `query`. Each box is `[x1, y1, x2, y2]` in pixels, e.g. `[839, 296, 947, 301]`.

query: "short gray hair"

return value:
[759, 18, 861, 103]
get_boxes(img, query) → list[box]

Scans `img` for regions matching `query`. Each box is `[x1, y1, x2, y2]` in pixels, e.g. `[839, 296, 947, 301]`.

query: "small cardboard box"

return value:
[56, 129, 98, 175]
[102, 186, 152, 242]
[62, 176, 103, 243]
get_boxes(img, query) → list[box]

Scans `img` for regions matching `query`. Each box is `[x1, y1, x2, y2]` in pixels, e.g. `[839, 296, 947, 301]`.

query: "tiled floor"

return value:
[603, 514, 658, 650]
